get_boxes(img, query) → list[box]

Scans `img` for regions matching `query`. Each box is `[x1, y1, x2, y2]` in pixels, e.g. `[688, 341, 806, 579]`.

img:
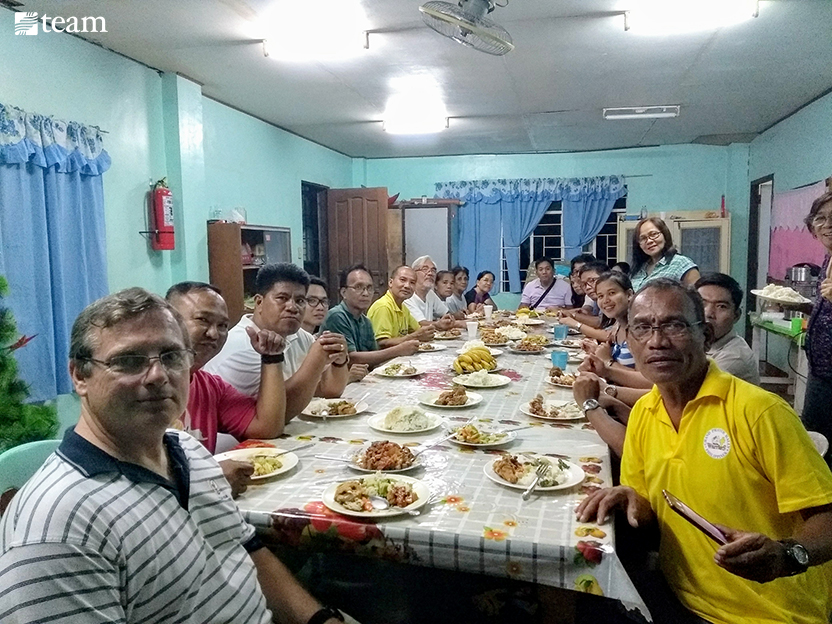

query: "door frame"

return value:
[747, 174, 774, 343]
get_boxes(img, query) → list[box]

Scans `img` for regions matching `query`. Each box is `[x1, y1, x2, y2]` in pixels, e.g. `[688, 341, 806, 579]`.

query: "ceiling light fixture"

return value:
[623, 0, 758, 35]
[603, 105, 681, 120]
[383, 90, 449, 135]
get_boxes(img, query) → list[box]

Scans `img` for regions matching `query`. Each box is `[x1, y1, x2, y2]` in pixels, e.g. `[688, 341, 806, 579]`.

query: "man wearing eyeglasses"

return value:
[0, 288, 347, 624]
[404, 256, 462, 329]
[205, 263, 349, 419]
[576, 278, 832, 624]
[320, 263, 421, 368]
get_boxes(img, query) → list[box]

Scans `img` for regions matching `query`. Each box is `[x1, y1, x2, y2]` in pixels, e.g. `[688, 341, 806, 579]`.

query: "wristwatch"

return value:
[779, 539, 810, 576]
[581, 398, 601, 415]
[603, 384, 618, 398]
[307, 606, 344, 624]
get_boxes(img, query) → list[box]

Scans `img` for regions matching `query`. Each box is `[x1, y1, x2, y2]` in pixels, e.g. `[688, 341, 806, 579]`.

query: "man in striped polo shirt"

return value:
[0, 288, 345, 624]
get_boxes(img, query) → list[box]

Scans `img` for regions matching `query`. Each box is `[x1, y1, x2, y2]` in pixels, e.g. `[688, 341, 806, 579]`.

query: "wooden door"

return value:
[326, 187, 389, 302]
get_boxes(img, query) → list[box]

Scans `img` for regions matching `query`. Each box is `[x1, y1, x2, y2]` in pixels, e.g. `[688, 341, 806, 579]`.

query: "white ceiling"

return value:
[15, 0, 832, 158]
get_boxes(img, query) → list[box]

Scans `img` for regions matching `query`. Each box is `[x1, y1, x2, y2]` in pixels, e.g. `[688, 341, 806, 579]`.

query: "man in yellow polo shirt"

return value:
[367, 266, 434, 347]
[576, 278, 832, 624]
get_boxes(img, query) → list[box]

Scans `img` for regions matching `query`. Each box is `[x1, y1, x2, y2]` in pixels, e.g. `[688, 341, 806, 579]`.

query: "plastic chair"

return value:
[808, 432, 829, 457]
[0, 439, 61, 496]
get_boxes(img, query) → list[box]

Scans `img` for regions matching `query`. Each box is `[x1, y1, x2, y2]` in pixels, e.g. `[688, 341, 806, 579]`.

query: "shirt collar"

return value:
[57, 427, 191, 509]
[384, 290, 405, 311]
[709, 330, 738, 351]
[638, 360, 729, 415]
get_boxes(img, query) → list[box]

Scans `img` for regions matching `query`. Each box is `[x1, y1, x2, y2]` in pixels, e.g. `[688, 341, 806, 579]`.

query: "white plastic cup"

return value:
[483, 305, 493, 321]
[466, 321, 478, 339]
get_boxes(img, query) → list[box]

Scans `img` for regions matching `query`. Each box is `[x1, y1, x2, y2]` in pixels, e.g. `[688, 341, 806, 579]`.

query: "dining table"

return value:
[227, 320, 651, 622]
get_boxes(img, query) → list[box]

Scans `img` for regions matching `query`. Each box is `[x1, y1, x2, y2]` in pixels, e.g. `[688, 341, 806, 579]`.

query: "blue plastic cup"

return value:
[553, 324, 568, 341]
[550, 349, 568, 369]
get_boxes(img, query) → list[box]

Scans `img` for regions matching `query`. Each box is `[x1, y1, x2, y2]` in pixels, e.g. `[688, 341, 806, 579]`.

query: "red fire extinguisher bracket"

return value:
[143, 177, 176, 250]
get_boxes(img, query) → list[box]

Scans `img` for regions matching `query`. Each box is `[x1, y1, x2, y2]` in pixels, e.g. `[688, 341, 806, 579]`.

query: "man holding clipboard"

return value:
[576, 278, 832, 624]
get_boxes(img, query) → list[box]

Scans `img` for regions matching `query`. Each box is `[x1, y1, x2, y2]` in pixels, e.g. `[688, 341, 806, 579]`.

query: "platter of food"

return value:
[418, 387, 483, 409]
[214, 448, 299, 480]
[367, 407, 444, 434]
[302, 398, 368, 418]
[514, 318, 545, 326]
[519, 395, 584, 421]
[448, 423, 515, 447]
[484, 454, 585, 492]
[416, 343, 447, 352]
[349, 441, 421, 473]
[374, 362, 424, 378]
[434, 329, 463, 340]
[750, 285, 811, 305]
[452, 370, 511, 388]
[509, 335, 552, 354]
[551, 338, 583, 349]
[322, 474, 430, 518]
[546, 367, 577, 388]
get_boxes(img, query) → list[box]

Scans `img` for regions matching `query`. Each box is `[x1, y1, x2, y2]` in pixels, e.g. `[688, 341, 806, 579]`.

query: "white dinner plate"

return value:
[348, 444, 422, 473]
[416, 343, 448, 352]
[452, 373, 512, 388]
[418, 390, 484, 409]
[514, 318, 545, 326]
[448, 425, 516, 447]
[374, 364, 426, 378]
[519, 399, 584, 421]
[483, 456, 585, 492]
[456, 347, 503, 357]
[213, 448, 299, 480]
[551, 339, 583, 349]
[367, 411, 444, 434]
[434, 332, 463, 340]
[507, 346, 547, 355]
[750, 288, 811, 305]
[322, 475, 430, 518]
[545, 378, 576, 389]
[301, 398, 369, 418]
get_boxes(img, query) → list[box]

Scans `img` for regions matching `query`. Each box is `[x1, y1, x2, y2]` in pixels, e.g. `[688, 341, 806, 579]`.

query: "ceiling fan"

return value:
[419, 0, 514, 56]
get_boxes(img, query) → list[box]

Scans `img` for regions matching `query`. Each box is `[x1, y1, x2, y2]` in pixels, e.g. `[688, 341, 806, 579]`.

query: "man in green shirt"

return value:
[322, 263, 421, 367]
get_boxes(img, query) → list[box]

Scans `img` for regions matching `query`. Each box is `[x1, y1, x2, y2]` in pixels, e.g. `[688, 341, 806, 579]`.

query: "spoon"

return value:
[369, 495, 389, 510]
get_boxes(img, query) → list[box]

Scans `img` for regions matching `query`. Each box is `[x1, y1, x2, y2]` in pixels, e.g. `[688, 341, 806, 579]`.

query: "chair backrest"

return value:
[0, 439, 61, 494]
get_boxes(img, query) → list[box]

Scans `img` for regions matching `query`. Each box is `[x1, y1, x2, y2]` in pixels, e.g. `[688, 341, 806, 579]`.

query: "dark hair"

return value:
[309, 276, 327, 291]
[695, 272, 743, 311]
[570, 253, 596, 272]
[339, 263, 372, 289]
[596, 271, 633, 293]
[631, 278, 706, 325]
[391, 265, 414, 280]
[70, 288, 189, 377]
[255, 263, 310, 296]
[436, 270, 453, 282]
[476, 270, 495, 281]
[805, 190, 832, 233]
[165, 281, 221, 301]
[611, 261, 631, 276]
[578, 261, 610, 277]
[451, 266, 469, 278]
[631, 218, 676, 276]
[534, 256, 554, 269]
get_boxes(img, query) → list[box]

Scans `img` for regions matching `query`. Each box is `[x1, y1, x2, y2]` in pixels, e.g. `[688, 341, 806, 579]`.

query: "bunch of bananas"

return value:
[453, 347, 497, 373]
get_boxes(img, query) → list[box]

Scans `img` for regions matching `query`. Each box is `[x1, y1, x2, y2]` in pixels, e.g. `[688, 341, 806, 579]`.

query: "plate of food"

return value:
[367, 406, 444, 434]
[484, 454, 585, 492]
[551, 339, 583, 349]
[374, 362, 424, 378]
[419, 387, 483, 409]
[448, 423, 515, 447]
[514, 318, 545, 326]
[213, 447, 299, 480]
[457, 341, 503, 357]
[519, 395, 584, 421]
[509, 335, 551, 354]
[547, 366, 577, 388]
[750, 284, 811, 305]
[434, 329, 463, 340]
[323, 474, 430, 518]
[302, 398, 368, 418]
[349, 441, 420, 473]
[495, 325, 527, 341]
[417, 342, 447, 352]
[479, 328, 510, 347]
[452, 370, 512, 388]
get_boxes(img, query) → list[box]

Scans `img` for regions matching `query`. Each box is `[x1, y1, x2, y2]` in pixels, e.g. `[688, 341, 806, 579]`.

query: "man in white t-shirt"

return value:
[205, 263, 349, 419]
[404, 256, 463, 329]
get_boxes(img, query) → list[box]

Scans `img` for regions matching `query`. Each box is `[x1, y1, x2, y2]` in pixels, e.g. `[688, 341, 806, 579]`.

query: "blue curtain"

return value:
[437, 176, 626, 292]
[0, 103, 110, 401]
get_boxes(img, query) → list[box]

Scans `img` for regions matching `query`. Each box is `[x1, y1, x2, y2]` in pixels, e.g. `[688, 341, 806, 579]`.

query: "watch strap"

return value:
[779, 539, 810, 575]
[261, 353, 285, 365]
[581, 399, 601, 414]
[307, 606, 344, 624]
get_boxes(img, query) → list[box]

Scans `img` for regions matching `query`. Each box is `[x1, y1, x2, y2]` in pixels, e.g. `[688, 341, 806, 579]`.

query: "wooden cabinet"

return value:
[617, 212, 731, 274]
[207, 222, 292, 324]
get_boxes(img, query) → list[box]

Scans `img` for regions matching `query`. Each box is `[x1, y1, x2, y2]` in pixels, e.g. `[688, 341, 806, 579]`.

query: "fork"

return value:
[521, 462, 549, 501]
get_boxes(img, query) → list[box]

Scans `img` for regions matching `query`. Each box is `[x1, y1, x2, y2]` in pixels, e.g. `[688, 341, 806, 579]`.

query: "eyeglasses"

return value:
[811, 213, 832, 227]
[583, 277, 599, 286]
[638, 231, 663, 245]
[416, 266, 437, 275]
[82, 349, 193, 375]
[306, 297, 329, 308]
[346, 285, 374, 295]
[628, 320, 702, 342]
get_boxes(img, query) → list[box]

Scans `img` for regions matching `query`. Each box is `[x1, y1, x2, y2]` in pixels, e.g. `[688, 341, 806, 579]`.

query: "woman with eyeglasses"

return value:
[801, 191, 832, 465]
[629, 217, 700, 291]
[465, 270, 498, 313]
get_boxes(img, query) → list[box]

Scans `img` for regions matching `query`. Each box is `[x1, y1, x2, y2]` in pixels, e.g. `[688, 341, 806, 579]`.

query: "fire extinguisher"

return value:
[149, 177, 175, 250]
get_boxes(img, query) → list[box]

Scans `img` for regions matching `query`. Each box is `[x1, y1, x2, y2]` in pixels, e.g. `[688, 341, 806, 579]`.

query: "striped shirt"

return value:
[0, 429, 271, 624]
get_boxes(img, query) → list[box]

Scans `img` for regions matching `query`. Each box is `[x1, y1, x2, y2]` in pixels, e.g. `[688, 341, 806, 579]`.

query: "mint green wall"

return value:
[202, 99, 353, 263]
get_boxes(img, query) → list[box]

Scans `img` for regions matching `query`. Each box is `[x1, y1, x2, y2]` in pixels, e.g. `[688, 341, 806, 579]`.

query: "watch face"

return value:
[791, 544, 810, 566]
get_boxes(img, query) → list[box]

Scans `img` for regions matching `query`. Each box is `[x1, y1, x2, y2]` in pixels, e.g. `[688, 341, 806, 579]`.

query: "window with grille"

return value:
[500, 197, 627, 291]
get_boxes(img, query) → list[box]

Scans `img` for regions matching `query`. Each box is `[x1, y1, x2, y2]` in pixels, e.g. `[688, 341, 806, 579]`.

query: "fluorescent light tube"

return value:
[603, 106, 680, 120]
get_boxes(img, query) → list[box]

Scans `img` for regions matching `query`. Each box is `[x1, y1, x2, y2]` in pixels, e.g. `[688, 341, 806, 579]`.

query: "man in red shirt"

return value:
[167, 282, 286, 496]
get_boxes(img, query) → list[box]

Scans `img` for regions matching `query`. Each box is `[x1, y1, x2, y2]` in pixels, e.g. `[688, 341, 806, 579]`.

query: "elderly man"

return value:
[577, 278, 832, 624]
[367, 265, 435, 347]
[205, 263, 349, 418]
[321, 263, 420, 367]
[404, 255, 461, 327]
[0, 288, 345, 624]
[166, 281, 285, 496]
[695, 272, 760, 385]
[519, 256, 572, 311]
